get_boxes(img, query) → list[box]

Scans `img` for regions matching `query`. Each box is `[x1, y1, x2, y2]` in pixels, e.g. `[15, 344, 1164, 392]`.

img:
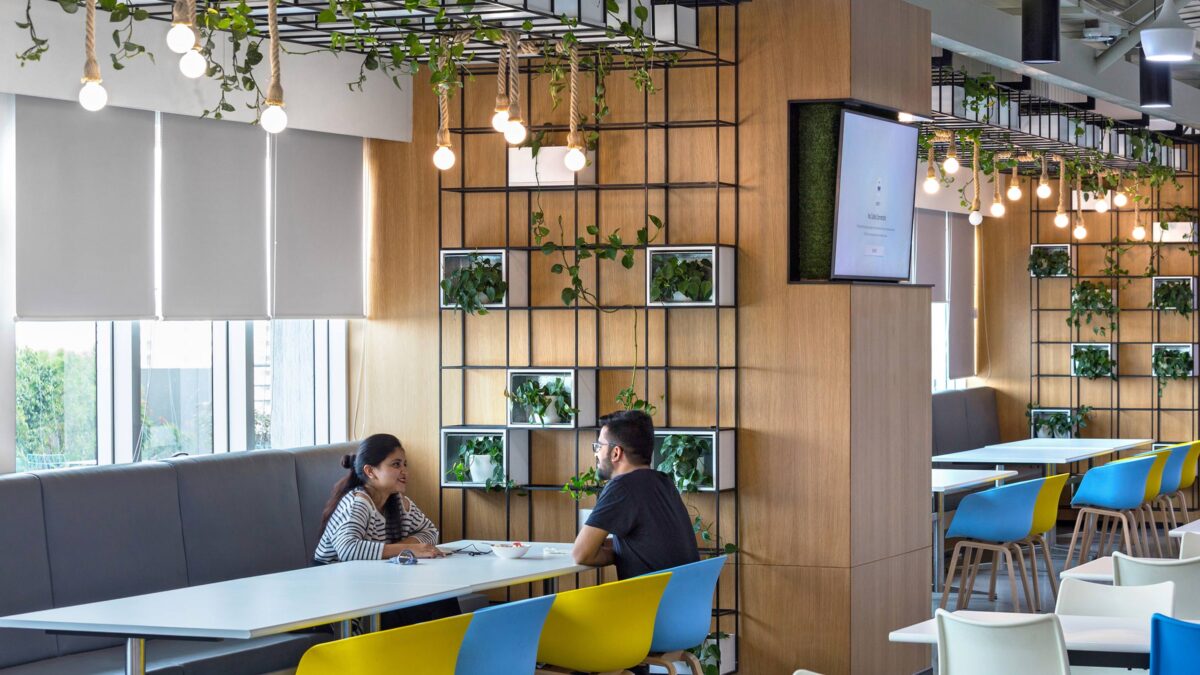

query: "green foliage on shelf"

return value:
[651, 256, 714, 303]
[1153, 347, 1194, 398]
[692, 510, 738, 554]
[1025, 404, 1091, 438]
[1067, 281, 1118, 336]
[1153, 279, 1194, 319]
[505, 377, 577, 426]
[789, 103, 840, 280]
[656, 434, 712, 493]
[1072, 345, 1116, 380]
[449, 435, 505, 488]
[561, 467, 605, 500]
[440, 253, 507, 315]
[687, 632, 732, 675]
[616, 385, 658, 417]
[1028, 247, 1071, 278]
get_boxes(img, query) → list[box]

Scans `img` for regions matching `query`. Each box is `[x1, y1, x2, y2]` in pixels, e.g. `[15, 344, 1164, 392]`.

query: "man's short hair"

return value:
[599, 410, 655, 465]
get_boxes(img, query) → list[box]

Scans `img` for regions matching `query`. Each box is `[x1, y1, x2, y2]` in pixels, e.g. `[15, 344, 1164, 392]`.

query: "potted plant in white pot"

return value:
[655, 433, 713, 493]
[451, 436, 505, 487]
[506, 377, 576, 426]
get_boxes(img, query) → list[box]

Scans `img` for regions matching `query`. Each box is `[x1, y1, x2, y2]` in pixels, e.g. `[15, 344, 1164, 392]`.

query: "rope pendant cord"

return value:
[265, 0, 283, 105]
[970, 138, 980, 212]
[567, 42, 580, 149]
[437, 37, 451, 148]
[83, 0, 100, 82]
[495, 42, 509, 112]
[507, 32, 522, 125]
[1058, 157, 1066, 214]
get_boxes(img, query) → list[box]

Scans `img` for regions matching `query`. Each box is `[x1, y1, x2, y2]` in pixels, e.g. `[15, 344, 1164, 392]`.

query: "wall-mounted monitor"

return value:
[830, 109, 918, 281]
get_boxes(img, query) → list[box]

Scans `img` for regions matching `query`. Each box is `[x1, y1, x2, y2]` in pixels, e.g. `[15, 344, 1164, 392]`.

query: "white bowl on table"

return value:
[489, 542, 531, 559]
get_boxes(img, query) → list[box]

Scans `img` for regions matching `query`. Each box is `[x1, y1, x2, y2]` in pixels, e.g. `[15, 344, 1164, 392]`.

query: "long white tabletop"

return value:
[931, 469, 1017, 492]
[890, 611, 1152, 654]
[1170, 519, 1200, 539]
[1060, 556, 1116, 583]
[933, 438, 1153, 466]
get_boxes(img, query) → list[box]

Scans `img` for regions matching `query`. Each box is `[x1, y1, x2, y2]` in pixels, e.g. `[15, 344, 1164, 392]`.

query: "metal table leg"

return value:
[337, 619, 354, 638]
[542, 577, 558, 595]
[125, 638, 145, 675]
[366, 614, 380, 633]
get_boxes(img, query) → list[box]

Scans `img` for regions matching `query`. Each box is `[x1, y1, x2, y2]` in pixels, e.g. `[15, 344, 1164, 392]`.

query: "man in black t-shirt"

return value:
[571, 410, 699, 580]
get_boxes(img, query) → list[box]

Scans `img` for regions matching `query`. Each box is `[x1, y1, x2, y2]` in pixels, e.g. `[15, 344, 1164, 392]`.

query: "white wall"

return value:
[0, 94, 14, 474]
[0, 1, 412, 142]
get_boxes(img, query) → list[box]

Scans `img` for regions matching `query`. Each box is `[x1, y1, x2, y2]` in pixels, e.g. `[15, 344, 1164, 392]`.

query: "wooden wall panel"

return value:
[739, 563, 851, 675]
[850, 0, 931, 115]
[850, 549, 932, 675]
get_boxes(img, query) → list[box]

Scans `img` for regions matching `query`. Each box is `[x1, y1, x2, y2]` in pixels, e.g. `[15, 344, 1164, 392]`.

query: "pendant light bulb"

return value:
[504, 119, 527, 145]
[969, 210, 984, 226]
[990, 174, 1006, 217]
[1007, 181, 1023, 201]
[179, 49, 206, 78]
[78, 80, 108, 112]
[1094, 194, 1110, 213]
[1037, 180, 1052, 199]
[260, 104, 288, 134]
[1054, 210, 1069, 228]
[167, 23, 195, 54]
[433, 145, 456, 171]
[990, 199, 1007, 218]
[943, 154, 960, 175]
[923, 176, 940, 195]
[564, 146, 587, 173]
[491, 109, 510, 133]
[1132, 223, 1147, 240]
[1074, 223, 1088, 239]
[1113, 191, 1129, 208]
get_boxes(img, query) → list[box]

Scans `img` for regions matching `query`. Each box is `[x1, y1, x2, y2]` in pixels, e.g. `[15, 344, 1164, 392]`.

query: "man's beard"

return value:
[596, 457, 613, 480]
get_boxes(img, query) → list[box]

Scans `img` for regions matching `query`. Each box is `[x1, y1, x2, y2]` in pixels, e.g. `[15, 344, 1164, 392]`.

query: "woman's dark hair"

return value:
[320, 433, 404, 534]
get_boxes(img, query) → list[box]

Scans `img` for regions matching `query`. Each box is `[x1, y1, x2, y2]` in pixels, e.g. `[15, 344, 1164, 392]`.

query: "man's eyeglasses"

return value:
[591, 441, 614, 453]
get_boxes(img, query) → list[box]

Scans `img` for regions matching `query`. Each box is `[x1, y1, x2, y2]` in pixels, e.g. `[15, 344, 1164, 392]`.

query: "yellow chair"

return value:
[1169, 440, 1200, 523]
[296, 614, 472, 675]
[1017, 473, 1069, 607]
[1110, 450, 1172, 558]
[537, 573, 671, 675]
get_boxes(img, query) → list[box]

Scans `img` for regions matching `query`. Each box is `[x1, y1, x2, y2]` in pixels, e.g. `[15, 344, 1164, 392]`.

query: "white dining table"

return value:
[933, 438, 1154, 469]
[890, 610, 1156, 668]
[1170, 519, 1200, 539]
[1060, 555, 1116, 583]
[931, 469, 1017, 589]
[0, 540, 588, 675]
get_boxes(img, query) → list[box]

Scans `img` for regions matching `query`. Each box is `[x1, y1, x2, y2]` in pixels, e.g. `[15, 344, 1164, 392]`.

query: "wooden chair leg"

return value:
[1147, 504, 1165, 557]
[682, 652, 705, 675]
[1175, 490, 1191, 524]
[988, 548, 1000, 601]
[1036, 534, 1059, 597]
[1064, 509, 1088, 569]
[1079, 512, 1097, 564]
[1001, 546, 1023, 612]
[644, 656, 678, 675]
[1096, 514, 1114, 558]
[1011, 544, 1035, 613]
[1117, 512, 1137, 557]
[962, 546, 984, 611]
[940, 542, 964, 610]
[1024, 541, 1041, 611]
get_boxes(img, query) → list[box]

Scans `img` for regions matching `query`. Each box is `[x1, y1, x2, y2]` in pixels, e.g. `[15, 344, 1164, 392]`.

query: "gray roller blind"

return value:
[912, 209, 947, 302]
[161, 114, 269, 319]
[947, 213, 976, 379]
[273, 130, 364, 318]
[15, 96, 155, 319]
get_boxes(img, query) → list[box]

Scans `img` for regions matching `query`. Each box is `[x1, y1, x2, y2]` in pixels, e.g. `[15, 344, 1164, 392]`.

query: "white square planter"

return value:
[1028, 244, 1072, 278]
[930, 86, 1016, 127]
[653, 4, 698, 48]
[440, 428, 530, 489]
[652, 429, 735, 492]
[1152, 276, 1196, 312]
[1153, 222, 1198, 244]
[1070, 190, 1112, 211]
[1070, 343, 1115, 378]
[1028, 408, 1073, 439]
[1153, 344, 1196, 378]
[507, 147, 597, 187]
[440, 249, 530, 310]
[647, 246, 735, 307]
[506, 369, 597, 428]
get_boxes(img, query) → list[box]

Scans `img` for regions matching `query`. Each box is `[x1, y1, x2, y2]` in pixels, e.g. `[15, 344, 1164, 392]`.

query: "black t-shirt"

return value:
[585, 468, 700, 580]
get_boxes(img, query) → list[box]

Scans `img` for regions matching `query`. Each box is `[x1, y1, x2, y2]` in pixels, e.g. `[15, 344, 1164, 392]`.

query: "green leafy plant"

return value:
[692, 510, 738, 555]
[1072, 345, 1116, 380]
[1025, 404, 1090, 438]
[656, 434, 712, 493]
[449, 435, 505, 487]
[1067, 281, 1118, 336]
[505, 377, 576, 426]
[959, 71, 1008, 124]
[1027, 247, 1071, 278]
[1153, 346, 1194, 398]
[650, 255, 714, 303]
[687, 632, 731, 675]
[440, 254, 507, 315]
[616, 384, 658, 417]
[1153, 279, 1194, 319]
[561, 467, 605, 500]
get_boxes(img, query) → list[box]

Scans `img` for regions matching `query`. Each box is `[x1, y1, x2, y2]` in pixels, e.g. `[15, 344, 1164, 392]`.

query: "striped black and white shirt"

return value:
[313, 488, 439, 563]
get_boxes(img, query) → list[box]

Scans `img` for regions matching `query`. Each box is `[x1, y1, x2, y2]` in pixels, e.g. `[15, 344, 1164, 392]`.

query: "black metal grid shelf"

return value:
[450, 119, 737, 135]
[440, 181, 736, 193]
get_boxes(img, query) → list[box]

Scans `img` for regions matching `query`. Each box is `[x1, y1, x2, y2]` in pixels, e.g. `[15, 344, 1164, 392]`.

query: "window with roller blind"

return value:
[914, 209, 977, 393]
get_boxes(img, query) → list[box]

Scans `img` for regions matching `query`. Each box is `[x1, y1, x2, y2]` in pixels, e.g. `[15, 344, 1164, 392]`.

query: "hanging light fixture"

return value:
[179, 12, 205, 80]
[1140, 45, 1174, 109]
[491, 43, 510, 133]
[563, 42, 587, 173]
[260, 0, 287, 134]
[1132, 191, 1147, 240]
[1113, 175, 1129, 208]
[1141, 0, 1195, 62]
[1073, 175, 1087, 239]
[1007, 161, 1022, 201]
[167, 0, 196, 54]
[1037, 154, 1052, 199]
[942, 131, 959, 174]
[1054, 156, 1069, 228]
[1093, 176, 1111, 213]
[1073, 217, 1088, 240]
[1021, 0, 1061, 64]
[922, 144, 939, 195]
[78, 0, 107, 112]
[433, 38, 456, 171]
[968, 138, 983, 226]
[503, 33, 527, 145]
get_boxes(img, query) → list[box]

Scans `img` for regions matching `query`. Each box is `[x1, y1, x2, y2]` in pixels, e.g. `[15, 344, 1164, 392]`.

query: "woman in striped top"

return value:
[314, 433, 443, 564]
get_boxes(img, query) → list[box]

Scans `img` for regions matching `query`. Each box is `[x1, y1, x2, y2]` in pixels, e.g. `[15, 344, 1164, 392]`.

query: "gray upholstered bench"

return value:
[0, 443, 352, 675]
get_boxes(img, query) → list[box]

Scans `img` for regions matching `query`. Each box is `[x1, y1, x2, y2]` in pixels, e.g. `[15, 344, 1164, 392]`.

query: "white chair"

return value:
[935, 609, 1069, 675]
[1113, 552, 1200, 619]
[1179, 531, 1200, 559]
[1054, 577, 1174, 675]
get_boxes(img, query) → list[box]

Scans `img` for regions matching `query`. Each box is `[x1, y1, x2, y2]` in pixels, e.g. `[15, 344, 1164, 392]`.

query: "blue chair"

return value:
[1151, 613, 1200, 675]
[641, 556, 728, 675]
[454, 594, 554, 675]
[1066, 455, 1159, 568]
[941, 478, 1044, 613]
[1144, 444, 1194, 556]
